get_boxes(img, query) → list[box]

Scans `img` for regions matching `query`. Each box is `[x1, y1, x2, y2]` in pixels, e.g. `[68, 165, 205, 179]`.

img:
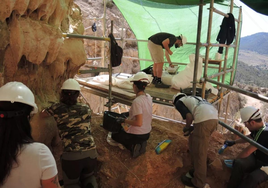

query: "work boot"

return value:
[132, 144, 142, 158]
[155, 81, 170, 88]
[155, 78, 170, 88]
[181, 174, 197, 188]
[140, 141, 147, 154]
[186, 169, 194, 178]
[152, 77, 157, 85]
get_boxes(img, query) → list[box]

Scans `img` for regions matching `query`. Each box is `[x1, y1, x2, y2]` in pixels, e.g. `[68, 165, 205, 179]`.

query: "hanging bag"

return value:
[108, 33, 123, 67]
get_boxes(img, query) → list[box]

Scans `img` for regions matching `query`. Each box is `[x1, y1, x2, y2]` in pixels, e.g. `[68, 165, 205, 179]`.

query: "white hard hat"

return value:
[172, 92, 187, 105]
[0, 82, 38, 114]
[240, 106, 262, 123]
[131, 72, 150, 84]
[180, 34, 187, 46]
[61, 79, 81, 91]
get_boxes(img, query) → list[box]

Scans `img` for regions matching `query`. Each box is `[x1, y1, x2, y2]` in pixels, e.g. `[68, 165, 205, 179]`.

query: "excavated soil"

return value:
[90, 113, 268, 188]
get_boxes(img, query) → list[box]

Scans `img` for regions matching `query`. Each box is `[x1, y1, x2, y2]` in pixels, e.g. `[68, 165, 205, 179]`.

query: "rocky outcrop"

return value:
[0, 0, 86, 109]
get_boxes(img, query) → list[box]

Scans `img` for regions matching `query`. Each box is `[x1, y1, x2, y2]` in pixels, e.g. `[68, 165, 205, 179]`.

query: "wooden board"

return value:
[76, 78, 136, 101]
[76, 76, 220, 106]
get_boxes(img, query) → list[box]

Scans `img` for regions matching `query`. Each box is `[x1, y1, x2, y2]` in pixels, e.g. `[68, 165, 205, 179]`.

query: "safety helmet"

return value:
[0, 82, 38, 114]
[172, 92, 187, 105]
[180, 34, 187, 46]
[61, 79, 81, 91]
[240, 106, 262, 123]
[130, 72, 150, 84]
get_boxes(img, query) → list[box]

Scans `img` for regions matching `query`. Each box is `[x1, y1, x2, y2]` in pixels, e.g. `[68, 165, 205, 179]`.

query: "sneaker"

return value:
[181, 174, 197, 188]
[140, 141, 147, 155]
[132, 144, 141, 158]
[107, 132, 125, 150]
[155, 81, 170, 88]
[152, 77, 157, 85]
[186, 169, 194, 178]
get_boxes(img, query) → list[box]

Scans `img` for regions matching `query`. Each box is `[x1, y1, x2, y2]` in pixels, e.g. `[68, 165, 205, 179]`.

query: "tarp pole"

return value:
[62, 33, 110, 41]
[193, 0, 204, 96]
[204, 78, 268, 103]
[218, 47, 229, 118]
[108, 20, 113, 111]
[230, 6, 242, 85]
[218, 121, 268, 156]
[230, 0, 234, 13]
[202, 0, 214, 99]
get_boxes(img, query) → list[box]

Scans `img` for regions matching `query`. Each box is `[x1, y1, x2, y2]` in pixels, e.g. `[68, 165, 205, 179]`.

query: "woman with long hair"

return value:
[0, 82, 60, 188]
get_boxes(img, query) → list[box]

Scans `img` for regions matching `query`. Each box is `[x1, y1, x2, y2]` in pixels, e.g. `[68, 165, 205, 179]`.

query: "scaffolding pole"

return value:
[204, 78, 268, 103]
[193, 0, 204, 96]
[107, 21, 114, 111]
[62, 33, 110, 41]
[230, 6, 242, 85]
[202, 0, 214, 99]
[219, 121, 268, 156]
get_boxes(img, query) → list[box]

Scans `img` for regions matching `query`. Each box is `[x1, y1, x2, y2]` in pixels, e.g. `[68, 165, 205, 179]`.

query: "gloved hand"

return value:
[116, 117, 125, 124]
[183, 126, 194, 136]
[224, 140, 236, 146]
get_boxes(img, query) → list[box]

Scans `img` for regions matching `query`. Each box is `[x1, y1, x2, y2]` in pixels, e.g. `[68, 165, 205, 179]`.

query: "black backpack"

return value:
[108, 33, 123, 67]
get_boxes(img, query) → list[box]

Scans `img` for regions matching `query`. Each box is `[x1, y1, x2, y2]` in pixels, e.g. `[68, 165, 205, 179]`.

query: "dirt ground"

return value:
[90, 113, 268, 188]
[73, 1, 268, 187]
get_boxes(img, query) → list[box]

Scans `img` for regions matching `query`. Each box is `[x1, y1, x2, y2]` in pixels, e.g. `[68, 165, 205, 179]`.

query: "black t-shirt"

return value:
[148, 32, 177, 49]
[250, 123, 268, 164]
[174, 100, 191, 119]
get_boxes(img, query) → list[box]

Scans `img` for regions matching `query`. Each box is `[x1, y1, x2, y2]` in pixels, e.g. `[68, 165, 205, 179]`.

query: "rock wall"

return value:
[0, 0, 86, 109]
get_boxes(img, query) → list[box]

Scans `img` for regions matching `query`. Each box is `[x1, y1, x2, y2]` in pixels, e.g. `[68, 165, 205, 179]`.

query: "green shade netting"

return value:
[113, 0, 241, 85]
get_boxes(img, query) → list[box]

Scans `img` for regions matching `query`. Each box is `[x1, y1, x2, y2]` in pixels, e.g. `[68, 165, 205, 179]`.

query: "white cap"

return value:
[180, 34, 187, 46]
[0, 82, 38, 114]
[130, 72, 150, 84]
[172, 92, 187, 105]
[240, 106, 262, 123]
[61, 79, 81, 91]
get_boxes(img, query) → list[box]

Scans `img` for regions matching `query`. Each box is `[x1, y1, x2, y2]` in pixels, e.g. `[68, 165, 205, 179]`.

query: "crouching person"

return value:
[225, 106, 268, 188]
[173, 93, 218, 188]
[108, 72, 153, 158]
[45, 79, 98, 188]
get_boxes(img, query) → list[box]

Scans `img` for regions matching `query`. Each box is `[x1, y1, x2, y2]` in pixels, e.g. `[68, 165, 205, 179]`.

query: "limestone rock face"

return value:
[0, 0, 86, 109]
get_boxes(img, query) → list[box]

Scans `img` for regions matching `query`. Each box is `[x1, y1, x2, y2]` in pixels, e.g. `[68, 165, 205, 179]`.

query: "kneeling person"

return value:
[110, 72, 153, 158]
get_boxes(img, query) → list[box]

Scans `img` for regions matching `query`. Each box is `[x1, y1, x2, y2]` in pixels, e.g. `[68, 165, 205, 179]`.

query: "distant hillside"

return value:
[235, 61, 268, 88]
[238, 50, 268, 66]
[239, 32, 268, 55]
[235, 32, 268, 87]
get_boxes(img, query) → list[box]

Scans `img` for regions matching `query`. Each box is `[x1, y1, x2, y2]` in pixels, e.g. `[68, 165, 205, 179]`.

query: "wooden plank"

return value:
[76, 76, 219, 106]
[76, 78, 136, 101]
[145, 84, 178, 101]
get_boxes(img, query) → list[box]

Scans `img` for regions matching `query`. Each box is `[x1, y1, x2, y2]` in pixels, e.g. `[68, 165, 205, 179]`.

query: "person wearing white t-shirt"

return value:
[0, 82, 59, 188]
[172, 93, 218, 188]
[110, 72, 153, 158]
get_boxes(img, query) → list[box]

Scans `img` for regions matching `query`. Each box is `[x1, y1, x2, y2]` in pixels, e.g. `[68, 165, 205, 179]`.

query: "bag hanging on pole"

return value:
[108, 33, 123, 67]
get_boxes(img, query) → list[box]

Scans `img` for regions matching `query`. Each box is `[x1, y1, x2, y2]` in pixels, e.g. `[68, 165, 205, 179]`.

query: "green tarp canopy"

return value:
[113, 0, 242, 85]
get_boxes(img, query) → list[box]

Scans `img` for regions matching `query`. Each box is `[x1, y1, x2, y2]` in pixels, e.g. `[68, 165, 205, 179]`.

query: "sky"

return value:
[234, 0, 268, 37]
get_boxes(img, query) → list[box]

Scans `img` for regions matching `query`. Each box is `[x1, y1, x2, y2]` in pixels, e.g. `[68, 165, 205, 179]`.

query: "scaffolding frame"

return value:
[63, 20, 114, 111]
[67, 0, 268, 122]
[68, 0, 268, 159]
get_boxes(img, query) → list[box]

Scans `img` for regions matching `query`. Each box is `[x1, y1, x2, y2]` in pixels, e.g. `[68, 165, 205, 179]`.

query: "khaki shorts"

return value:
[148, 40, 164, 64]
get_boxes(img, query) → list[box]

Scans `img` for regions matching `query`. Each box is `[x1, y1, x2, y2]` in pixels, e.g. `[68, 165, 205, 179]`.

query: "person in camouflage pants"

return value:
[46, 79, 98, 188]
